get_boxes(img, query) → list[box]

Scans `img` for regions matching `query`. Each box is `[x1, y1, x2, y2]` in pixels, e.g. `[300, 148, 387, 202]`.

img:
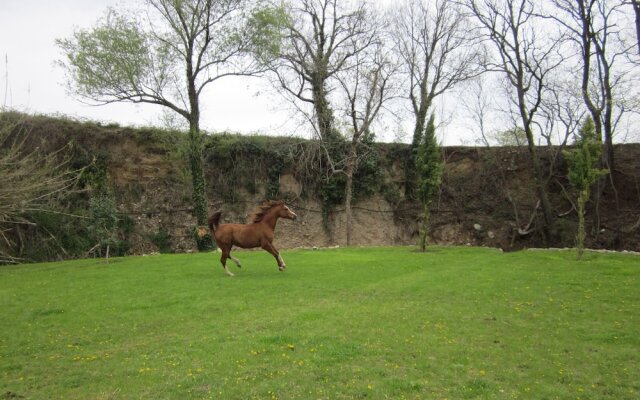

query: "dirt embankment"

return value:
[3, 112, 639, 255]
[118, 141, 640, 254]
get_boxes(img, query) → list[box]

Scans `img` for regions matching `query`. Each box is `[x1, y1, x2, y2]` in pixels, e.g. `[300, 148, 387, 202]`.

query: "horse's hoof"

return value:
[279, 265, 286, 271]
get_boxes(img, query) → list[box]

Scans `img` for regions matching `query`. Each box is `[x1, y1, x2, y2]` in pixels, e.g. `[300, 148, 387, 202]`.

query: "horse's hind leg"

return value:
[219, 245, 235, 277]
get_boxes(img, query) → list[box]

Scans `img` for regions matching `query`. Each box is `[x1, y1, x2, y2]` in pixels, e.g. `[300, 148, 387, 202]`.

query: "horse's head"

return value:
[278, 203, 297, 220]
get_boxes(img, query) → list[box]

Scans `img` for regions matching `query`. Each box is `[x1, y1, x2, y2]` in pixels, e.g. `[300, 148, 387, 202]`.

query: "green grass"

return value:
[1, 247, 638, 399]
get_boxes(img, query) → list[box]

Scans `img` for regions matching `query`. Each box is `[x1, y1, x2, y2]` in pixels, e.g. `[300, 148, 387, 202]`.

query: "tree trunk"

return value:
[420, 204, 430, 252]
[188, 125, 207, 227]
[405, 120, 423, 198]
[599, 45, 615, 173]
[345, 144, 357, 246]
[523, 129, 555, 235]
[634, 0, 640, 55]
[312, 74, 343, 232]
[576, 189, 587, 260]
[186, 64, 212, 250]
[313, 78, 337, 144]
[517, 86, 555, 237]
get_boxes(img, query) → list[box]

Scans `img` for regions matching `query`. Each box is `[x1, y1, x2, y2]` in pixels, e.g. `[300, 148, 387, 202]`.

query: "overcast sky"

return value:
[4, 1, 634, 145]
[0, 0, 314, 138]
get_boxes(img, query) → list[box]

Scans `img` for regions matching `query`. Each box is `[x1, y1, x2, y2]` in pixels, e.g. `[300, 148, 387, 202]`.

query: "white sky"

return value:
[3, 1, 634, 145]
[0, 0, 310, 139]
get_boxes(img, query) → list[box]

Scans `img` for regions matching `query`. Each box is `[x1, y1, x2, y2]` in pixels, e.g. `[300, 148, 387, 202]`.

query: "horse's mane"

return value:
[250, 200, 284, 223]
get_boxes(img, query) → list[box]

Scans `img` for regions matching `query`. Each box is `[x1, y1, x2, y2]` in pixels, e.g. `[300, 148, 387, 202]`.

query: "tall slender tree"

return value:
[549, 0, 631, 172]
[550, 0, 640, 170]
[268, 0, 380, 231]
[336, 40, 395, 245]
[549, 0, 637, 230]
[272, 0, 376, 145]
[465, 0, 563, 237]
[416, 113, 442, 252]
[564, 116, 608, 259]
[389, 0, 482, 196]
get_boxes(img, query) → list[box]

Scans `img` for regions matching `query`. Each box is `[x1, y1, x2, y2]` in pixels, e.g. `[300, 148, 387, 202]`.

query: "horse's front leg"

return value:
[261, 241, 286, 271]
[229, 254, 242, 269]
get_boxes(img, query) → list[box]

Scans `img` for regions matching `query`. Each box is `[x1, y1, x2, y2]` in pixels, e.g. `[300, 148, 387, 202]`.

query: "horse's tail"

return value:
[208, 211, 222, 233]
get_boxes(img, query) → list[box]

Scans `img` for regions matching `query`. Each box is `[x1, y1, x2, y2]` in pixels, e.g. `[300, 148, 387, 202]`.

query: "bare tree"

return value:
[548, 0, 638, 231]
[465, 0, 565, 236]
[336, 41, 396, 245]
[389, 0, 483, 196]
[460, 78, 494, 146]
[549, 0, 636, 172]
[267, 0, 382, 235]
[273, 0, 376, 144]
[537, 80, 585, 147]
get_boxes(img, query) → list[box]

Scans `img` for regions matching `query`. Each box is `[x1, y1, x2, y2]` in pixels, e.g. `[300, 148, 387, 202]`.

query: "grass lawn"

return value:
[1, 246, 638, 399]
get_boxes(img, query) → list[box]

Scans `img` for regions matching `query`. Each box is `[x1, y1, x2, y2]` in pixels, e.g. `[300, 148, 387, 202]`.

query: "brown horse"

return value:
[208, 201, 297, 276]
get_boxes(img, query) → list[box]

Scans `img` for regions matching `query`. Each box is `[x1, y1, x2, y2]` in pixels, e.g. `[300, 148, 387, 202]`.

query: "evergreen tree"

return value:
[416, 114, 443, 252]
[564, 116, 608, 259]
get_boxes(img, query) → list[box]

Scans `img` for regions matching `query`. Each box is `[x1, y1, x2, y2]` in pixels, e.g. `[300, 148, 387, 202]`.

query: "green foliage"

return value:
[205, 134, 294, 202]
[318, 137, 382, 232]
[416, 115, 442, 204]
[2, 247, 639, 398]
[566, 117, 607, 192]
[266, 156, 286, 199]
[320, 149, 381, 206]
[246, 5, 289, 65]
[0, 113, 404, 260]
[14, 211, 91, 262]
[87, 178, 127, 258]
[56, 9, 151, 100]
[148, 231, 173, 254]
[193, 227, 216, 252]
[353, 133, 382, 201]
[320, 174, 346, 208]
[416, 114, 443, 251]
[80, 155, 131, 258]
[0, 114, 84, 263]
[492, 126, 528, 147]
[204, 133, 383, 206]
[564, 116, 608, 259]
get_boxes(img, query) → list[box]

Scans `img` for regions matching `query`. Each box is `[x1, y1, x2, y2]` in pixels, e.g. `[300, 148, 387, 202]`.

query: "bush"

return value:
[149, 231, 173, 253]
